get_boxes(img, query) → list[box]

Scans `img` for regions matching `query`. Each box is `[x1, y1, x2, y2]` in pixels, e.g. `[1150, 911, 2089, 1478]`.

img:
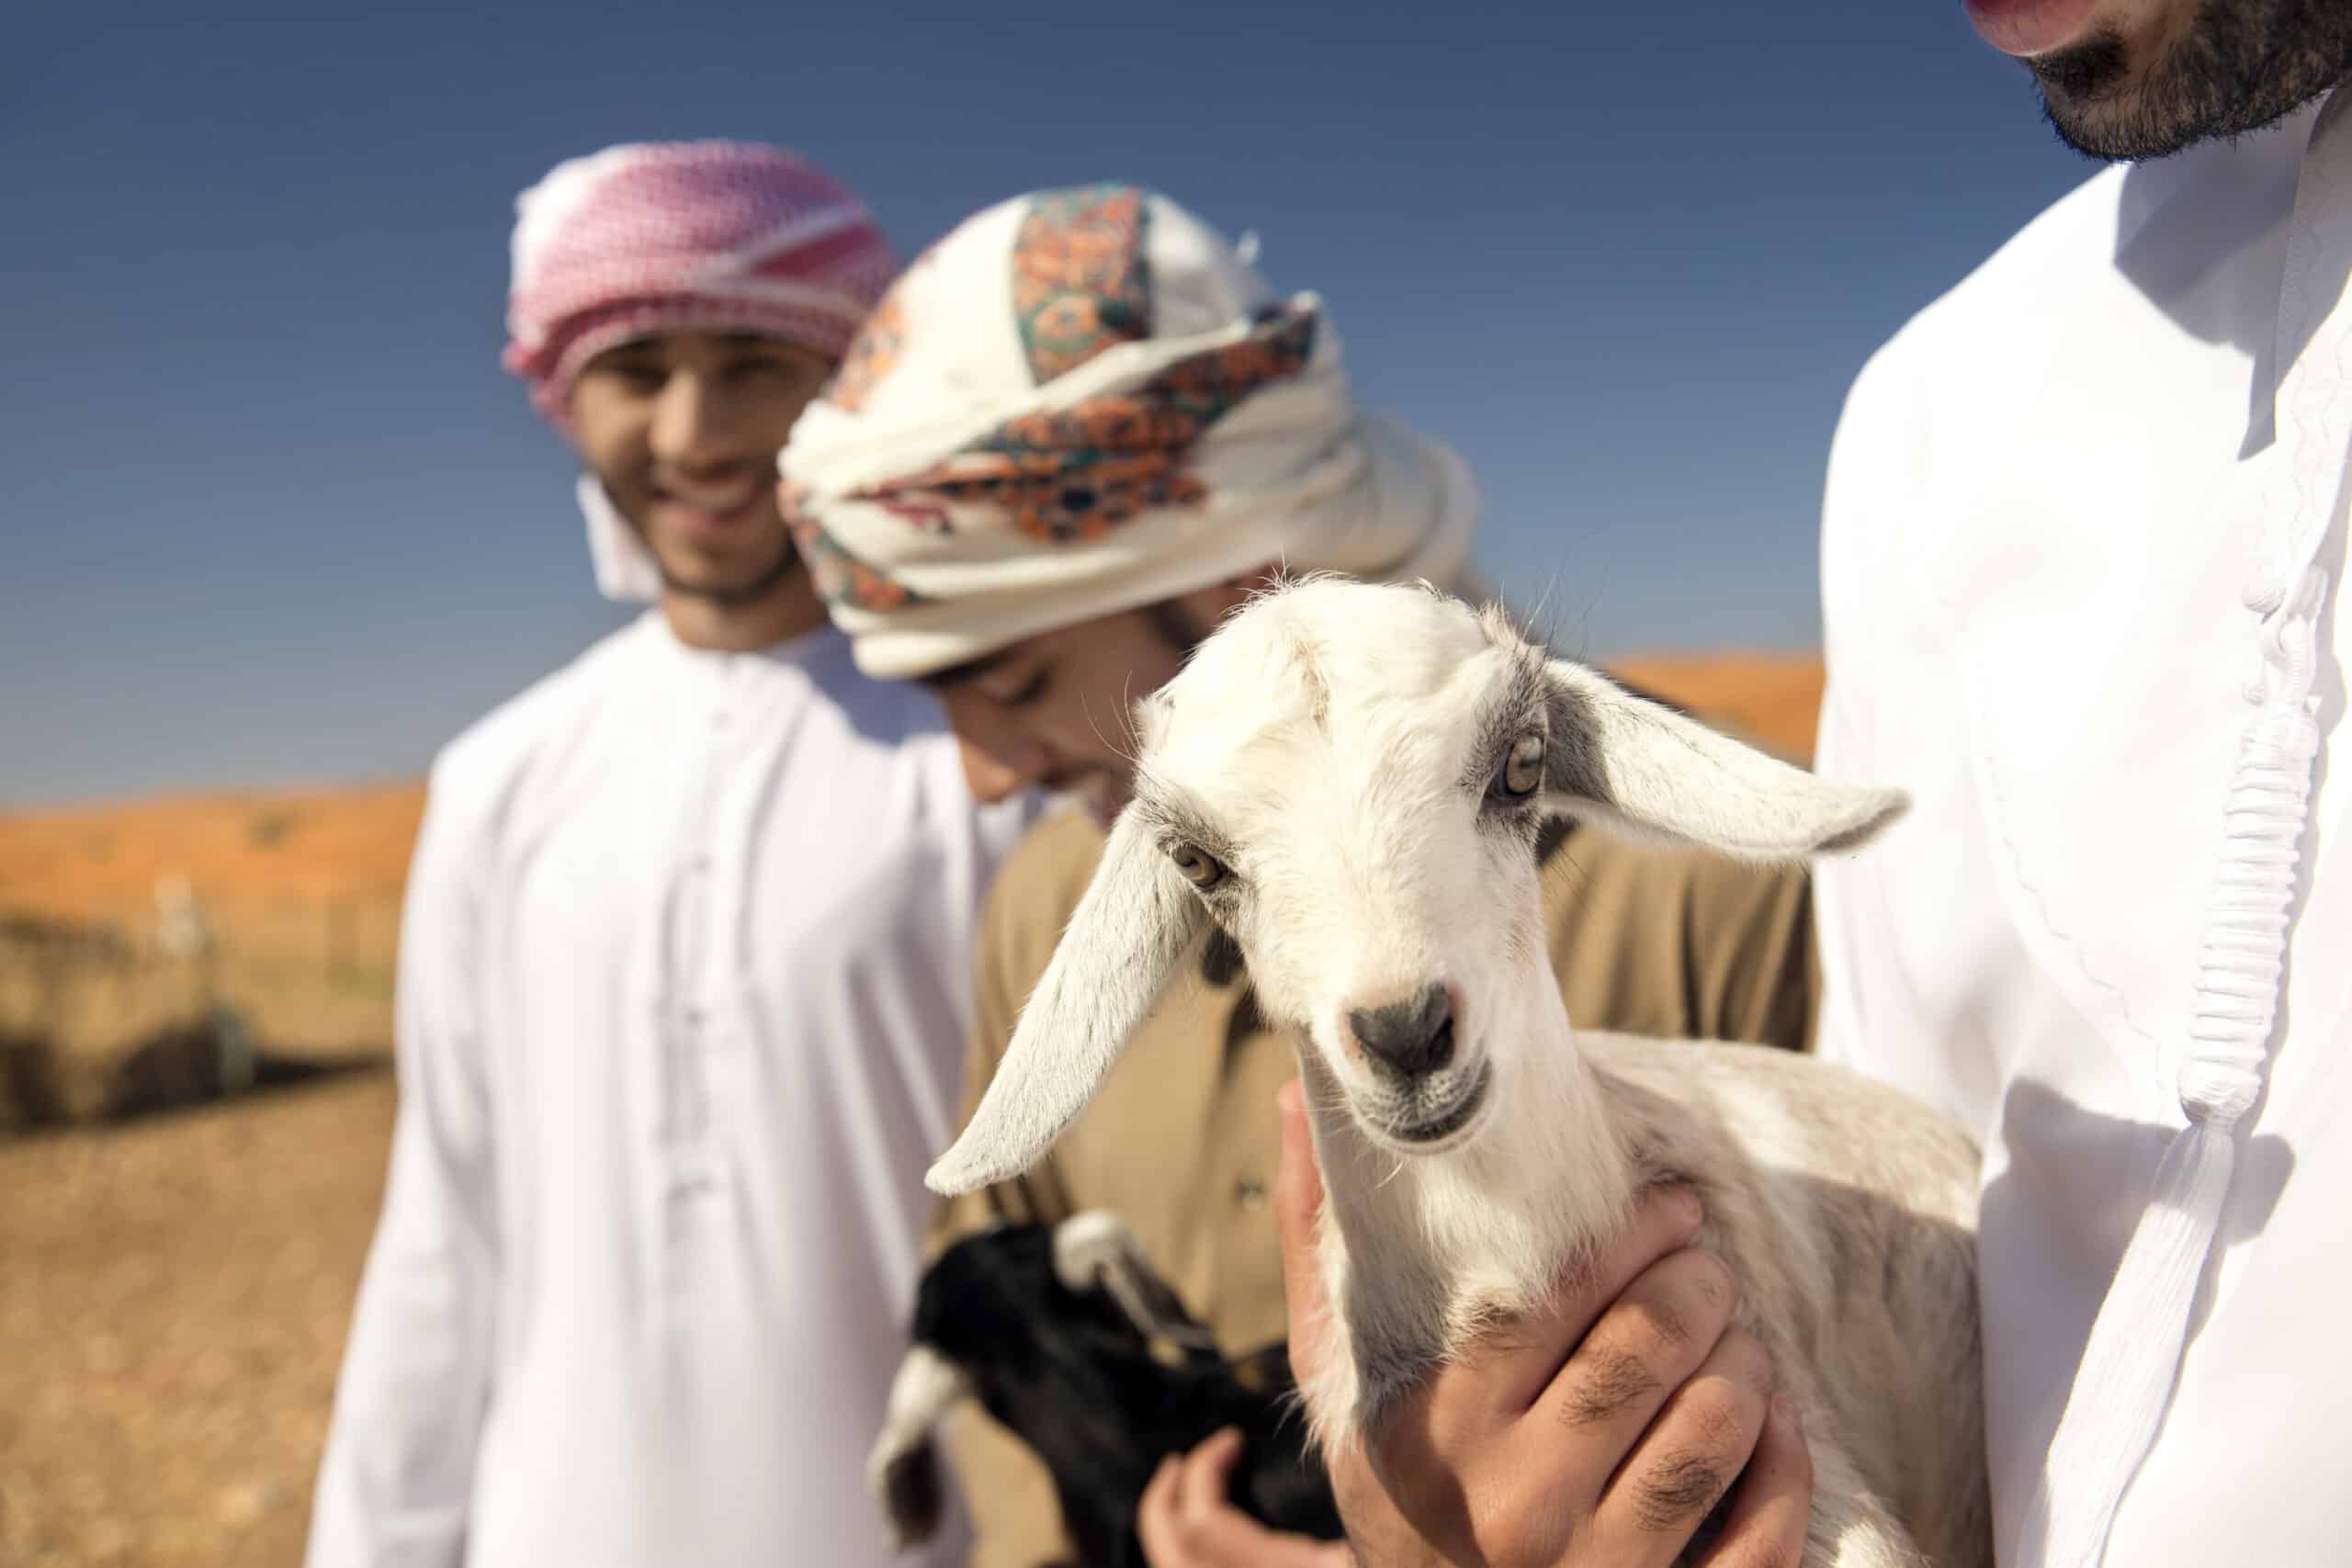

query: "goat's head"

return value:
[928, 579, 1905, 1192]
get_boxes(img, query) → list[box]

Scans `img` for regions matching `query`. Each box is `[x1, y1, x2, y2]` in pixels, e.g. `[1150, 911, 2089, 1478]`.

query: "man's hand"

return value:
[1273, 1082, 1812, 1568]
[1137, 1427, 1355, 1567]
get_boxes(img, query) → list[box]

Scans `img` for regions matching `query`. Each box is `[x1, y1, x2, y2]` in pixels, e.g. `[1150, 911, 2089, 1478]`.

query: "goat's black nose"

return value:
[1349, 984, 1455, 1078]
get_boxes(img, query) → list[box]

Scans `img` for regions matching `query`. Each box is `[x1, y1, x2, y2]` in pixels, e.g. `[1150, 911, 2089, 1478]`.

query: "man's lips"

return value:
[651, 491, 763, 541]
[1964, 0, 2099, 58]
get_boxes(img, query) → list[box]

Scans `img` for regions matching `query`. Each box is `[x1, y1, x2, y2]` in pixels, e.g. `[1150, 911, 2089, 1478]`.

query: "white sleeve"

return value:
[1812, 340, 1926, 1082]
[306, 772, 500, 1568]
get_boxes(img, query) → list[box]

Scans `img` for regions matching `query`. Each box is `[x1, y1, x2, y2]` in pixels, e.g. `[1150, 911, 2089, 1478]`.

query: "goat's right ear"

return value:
[1541, 660, 1907, 859]
[927, 811, 1205, 1195]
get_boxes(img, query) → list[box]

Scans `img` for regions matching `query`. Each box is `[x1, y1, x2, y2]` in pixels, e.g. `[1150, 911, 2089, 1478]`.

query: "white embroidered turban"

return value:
[779, 184, 1479, 680]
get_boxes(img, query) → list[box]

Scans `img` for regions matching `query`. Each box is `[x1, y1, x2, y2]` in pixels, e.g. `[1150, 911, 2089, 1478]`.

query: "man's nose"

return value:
[649, 370, 739, 464]
[1345, 983, 1456, 1079]
[935, 685, 1057, 803]
[955, 734, 1047, 805]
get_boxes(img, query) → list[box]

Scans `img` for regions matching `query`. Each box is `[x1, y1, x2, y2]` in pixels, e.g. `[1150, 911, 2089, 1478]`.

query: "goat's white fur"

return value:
[929, 581, 1986, 1567]
[928, 818, 1202, 1196]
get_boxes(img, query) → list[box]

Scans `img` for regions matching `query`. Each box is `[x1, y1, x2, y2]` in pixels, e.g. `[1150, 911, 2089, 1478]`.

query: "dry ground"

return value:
[0, 655, 1821, 1566]
[0, 1072, 393, 1566]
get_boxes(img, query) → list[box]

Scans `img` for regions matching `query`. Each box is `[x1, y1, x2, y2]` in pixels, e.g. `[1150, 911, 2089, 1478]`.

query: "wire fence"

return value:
[0, 897, 400, 1134]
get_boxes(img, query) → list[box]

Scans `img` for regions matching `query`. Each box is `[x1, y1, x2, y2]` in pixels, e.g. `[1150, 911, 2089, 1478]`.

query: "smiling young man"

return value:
[305, 141, 1033, 1568]
[784, 185, 1825, 1568]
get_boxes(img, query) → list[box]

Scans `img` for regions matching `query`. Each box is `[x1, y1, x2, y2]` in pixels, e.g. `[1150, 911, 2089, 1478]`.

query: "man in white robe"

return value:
[1817, 5, 2352, 1564]
[305, 141, 1034, 1568]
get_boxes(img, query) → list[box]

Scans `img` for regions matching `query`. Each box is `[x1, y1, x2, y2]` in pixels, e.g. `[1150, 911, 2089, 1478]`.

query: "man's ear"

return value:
[1543, 660, 1906, 859]
[927, 811, 1206, 1194]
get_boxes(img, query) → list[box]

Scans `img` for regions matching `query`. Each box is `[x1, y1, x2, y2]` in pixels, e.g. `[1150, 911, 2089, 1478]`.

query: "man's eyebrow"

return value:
[718, 331, 788, 351]
[922, 649, 1015, 691]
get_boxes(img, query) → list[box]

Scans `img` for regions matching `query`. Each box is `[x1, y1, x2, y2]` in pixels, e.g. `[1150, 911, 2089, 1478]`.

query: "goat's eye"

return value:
[1498, 735, 1546, 800]
[1168, 843, 1227, 889]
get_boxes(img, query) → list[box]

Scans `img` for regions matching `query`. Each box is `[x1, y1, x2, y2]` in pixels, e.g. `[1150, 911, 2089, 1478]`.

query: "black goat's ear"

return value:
[868, 1346, 969, 1550]
[1540, 659, 1906, 860]
[1053, 1211, 1215, 1355]
[928, 812, 1204, 1194]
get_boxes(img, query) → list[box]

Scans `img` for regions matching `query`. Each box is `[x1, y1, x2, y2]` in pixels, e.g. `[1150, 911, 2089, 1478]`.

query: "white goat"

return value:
[929, 580, 1986, 1568]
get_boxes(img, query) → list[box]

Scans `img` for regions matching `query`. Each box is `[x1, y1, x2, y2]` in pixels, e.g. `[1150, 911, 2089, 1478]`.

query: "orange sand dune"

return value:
[0, 784, 424, 928]
[1611, 652, 1826, 765]
[0, 653, 1824, 930]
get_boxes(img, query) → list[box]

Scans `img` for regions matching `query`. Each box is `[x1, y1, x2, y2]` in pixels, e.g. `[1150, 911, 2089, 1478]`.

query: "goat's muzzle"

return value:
[1347, 983, 1457, 1081]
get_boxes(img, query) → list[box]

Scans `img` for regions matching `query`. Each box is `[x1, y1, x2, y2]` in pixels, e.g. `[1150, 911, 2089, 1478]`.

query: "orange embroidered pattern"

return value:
[1012, 185, 1151, 384]
[782, 484, 924, 612]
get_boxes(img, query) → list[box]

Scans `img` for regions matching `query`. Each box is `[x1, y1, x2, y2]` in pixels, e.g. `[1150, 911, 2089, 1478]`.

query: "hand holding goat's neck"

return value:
[1306, 993, 1643, 1347]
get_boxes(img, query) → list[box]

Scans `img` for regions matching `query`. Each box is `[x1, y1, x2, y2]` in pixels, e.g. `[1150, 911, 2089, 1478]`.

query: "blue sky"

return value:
[2, 2, 2092, 805]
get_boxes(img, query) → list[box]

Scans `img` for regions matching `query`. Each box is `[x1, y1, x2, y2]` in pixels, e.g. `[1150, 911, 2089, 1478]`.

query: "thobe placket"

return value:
[657, 652, 740, 1294]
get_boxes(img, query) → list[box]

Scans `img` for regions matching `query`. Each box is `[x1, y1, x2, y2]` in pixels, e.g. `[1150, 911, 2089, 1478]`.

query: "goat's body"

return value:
[1302, 1029, 1986, 1568]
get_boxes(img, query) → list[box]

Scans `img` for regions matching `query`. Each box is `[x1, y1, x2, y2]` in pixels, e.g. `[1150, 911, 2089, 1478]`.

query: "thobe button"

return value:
[1235, 1178, 1269, 1212]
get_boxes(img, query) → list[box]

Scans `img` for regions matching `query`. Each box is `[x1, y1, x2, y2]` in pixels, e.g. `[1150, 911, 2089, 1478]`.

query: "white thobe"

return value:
[307, 608, 1033, 1567]
[1816, 95, 2352, 1568]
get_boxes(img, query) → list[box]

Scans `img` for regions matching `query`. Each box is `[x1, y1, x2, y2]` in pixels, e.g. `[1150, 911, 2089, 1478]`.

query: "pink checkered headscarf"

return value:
[503, 141, 896, 424]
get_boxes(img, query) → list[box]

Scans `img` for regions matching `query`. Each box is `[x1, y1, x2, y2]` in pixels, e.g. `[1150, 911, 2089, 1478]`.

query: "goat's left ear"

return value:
[1542, 660, 1906, 859]
[867, 1345, 970, 1549]
[927, 810, 1206, 1195]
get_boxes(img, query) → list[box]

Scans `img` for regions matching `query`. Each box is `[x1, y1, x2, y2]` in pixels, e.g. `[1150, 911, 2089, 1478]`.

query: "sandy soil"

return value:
[0, 1073, 392, 1566]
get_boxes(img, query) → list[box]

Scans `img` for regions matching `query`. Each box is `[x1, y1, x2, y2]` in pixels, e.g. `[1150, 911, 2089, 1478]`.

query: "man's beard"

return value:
[2032, 0, 2352, 160]
[655, 536, 805, 608]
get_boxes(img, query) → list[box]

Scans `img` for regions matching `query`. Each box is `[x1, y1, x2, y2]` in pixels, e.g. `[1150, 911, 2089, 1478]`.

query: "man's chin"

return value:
[653, 542, 805, 610]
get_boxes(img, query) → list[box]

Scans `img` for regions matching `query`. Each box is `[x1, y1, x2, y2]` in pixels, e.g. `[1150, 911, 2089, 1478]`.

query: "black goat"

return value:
[870, 1212, 1342, 1567]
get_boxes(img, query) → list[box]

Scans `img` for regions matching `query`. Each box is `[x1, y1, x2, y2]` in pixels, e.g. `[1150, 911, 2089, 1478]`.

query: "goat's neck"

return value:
[1308, 967, 1640, 1326]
